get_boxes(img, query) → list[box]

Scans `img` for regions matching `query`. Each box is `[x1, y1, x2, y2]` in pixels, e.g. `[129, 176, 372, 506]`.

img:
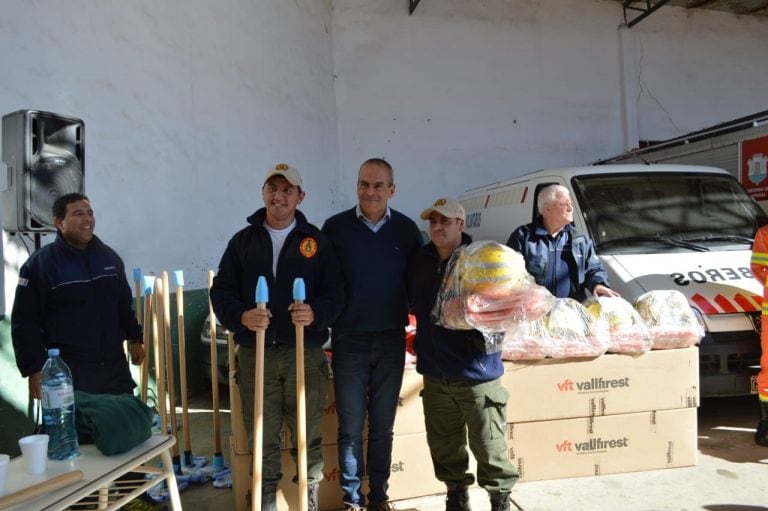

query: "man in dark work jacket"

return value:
[407, 197, 518, 511]
[12, 193, 145, 398]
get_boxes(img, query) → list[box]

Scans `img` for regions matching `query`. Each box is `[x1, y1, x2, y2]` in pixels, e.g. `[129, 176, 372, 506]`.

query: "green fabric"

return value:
[74, 390, 154, 455]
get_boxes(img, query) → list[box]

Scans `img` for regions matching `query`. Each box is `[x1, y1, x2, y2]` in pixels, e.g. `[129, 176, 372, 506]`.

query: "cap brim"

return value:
[420, 208, 436, 220]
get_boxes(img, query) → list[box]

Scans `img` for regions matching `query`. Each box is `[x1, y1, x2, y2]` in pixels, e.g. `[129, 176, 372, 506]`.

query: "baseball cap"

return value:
[420, 197, 466, 221]
[264, 163, 303, 188]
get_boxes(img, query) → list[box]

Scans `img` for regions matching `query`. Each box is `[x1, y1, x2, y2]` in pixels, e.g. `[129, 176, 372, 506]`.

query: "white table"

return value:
[2, 434, 181, 511]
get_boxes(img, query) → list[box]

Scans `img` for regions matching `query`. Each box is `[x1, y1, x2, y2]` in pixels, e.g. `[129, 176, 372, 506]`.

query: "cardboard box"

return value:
[280, 368, 426, 448]
[507, 407, 698, 482]
[502, 347, 699, 423]
[393, 368, 426, 436]
[275, 432, 448, 510]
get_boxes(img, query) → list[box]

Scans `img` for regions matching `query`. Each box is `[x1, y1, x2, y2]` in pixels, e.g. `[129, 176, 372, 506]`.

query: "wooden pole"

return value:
[154, 276, 168, 436]
[252, 276, 268, 511]
[174, 270, 192, 468]
[140, 276, 155, 404]
[228, 330, 247, 449]
[162, 271, 180, 469]
[208, 270, 224, 468]
[293, 278, 308, 511]
[0, 470, 83, 509]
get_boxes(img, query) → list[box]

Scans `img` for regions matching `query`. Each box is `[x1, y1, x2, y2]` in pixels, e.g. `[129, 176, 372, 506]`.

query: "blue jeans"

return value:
[331, 329, 406, 506]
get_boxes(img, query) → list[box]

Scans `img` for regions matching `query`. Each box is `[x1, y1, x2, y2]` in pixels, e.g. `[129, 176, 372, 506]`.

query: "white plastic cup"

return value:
[18, 434, 49, 475]
[0, 454, 9, 495]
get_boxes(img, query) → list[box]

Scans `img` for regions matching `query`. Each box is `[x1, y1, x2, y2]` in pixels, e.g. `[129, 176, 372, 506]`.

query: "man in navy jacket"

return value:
[506, 184, 618, 301]
[12, 193, 145, 398]
[211, 163, 344, 511]
[407, 197, 518, 511]
[321, 158, 422, 511]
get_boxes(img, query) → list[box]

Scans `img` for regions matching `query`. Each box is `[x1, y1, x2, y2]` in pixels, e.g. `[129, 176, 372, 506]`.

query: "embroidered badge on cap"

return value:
[433, 198, 447, 206]
[275, 163, 288, 171]
[299, 237, 318, 258]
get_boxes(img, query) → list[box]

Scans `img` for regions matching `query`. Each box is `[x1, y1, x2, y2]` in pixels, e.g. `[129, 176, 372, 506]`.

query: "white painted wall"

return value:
[332, 0, 768, 226]
[626, 8, 768, 140]
[0, 0, 337, 307]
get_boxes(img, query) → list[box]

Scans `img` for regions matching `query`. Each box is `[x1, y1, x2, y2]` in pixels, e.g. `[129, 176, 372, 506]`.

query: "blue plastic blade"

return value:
[293, 278, 306, 301]
[143, 276, 155, 295]
[133, 268, 141, 282]
[173, 270, 184, 287]
[255, 276, 269, 303]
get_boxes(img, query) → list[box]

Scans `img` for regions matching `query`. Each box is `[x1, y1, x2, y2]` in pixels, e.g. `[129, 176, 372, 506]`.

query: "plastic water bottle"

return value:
[40, 348, 79, 460]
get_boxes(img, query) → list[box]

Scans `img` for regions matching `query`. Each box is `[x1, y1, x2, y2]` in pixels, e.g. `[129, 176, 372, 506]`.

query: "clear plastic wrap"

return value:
[501, 318, 550, 360]
[584, 296, 652, 354]
[431, 240, 556, 353]
[634, 290, 704, 349]
[544, 298, 610, 358]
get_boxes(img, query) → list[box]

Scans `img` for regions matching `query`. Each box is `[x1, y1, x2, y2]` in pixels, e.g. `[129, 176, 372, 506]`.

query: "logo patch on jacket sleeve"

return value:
[299, 237, 318, 259]
[18, 277, 28, 287]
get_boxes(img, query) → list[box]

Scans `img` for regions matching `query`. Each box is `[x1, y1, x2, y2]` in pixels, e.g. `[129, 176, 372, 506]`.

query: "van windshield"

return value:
[572, 172, 768, 253]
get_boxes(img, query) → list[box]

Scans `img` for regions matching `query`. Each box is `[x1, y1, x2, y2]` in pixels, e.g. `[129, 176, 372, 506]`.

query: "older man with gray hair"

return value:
[506, 184, 619, 301]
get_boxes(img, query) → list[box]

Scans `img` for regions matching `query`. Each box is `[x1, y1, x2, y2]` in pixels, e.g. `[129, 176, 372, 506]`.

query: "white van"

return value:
[459, 164, 768, 398]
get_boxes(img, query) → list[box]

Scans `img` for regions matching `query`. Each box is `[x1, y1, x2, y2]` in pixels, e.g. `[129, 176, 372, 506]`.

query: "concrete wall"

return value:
[0, 0, 338, 297]
[332, 0, 768, 223]
[0, 0, 337, 453]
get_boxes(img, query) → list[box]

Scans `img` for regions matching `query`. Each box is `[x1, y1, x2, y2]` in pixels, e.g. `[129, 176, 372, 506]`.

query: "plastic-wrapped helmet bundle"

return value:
[633, 290, 704, 349]
[501, 318, 550, 360]
[544, 298, 610, 358]
[584, 296, 652, 354]
[432, 240, 555, 334]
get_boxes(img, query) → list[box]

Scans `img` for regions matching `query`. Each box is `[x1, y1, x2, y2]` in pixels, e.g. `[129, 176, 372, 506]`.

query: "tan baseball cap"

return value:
[264, 163, 303, 188]
[420, 197, 466, 221]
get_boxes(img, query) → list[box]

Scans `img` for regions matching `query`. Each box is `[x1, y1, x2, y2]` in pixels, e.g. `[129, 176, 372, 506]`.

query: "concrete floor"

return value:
[171, 386, 768, 511]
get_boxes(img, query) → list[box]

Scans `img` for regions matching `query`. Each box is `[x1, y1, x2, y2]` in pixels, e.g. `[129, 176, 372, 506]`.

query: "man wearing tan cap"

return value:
[407, 197, 519, 511]
[210, 163, 344, 511]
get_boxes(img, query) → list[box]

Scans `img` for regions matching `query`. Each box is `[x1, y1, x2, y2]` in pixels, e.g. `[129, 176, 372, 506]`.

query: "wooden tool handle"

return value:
[295, 299, 308, 511]
[208, 270, 222, 454]
[0, 470, 84, 509]
[252, 302, 266, 511]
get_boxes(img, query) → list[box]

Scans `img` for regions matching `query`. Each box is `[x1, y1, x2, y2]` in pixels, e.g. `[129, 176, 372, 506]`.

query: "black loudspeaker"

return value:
[1, 110, 85, 232]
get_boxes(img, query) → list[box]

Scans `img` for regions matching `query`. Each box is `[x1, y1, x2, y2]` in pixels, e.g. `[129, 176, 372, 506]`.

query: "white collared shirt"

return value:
[356, 204, 391, 233]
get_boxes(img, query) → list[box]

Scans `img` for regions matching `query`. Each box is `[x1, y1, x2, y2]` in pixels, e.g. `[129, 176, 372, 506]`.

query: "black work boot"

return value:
[756, 401, 768, 447]
[489, 492, 511, 511]
[445, 483, 471, 511]
[308, 483, 320, 511]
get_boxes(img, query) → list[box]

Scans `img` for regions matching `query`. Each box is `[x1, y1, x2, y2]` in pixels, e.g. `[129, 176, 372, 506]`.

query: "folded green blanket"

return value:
[74, 390, 154, 455]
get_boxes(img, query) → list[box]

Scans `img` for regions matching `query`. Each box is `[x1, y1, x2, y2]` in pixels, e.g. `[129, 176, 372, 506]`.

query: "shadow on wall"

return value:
[0, 394, 35, 458]
[0, 315, 35, 457]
